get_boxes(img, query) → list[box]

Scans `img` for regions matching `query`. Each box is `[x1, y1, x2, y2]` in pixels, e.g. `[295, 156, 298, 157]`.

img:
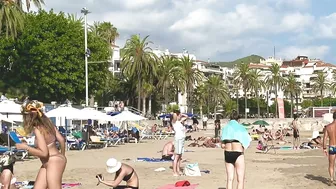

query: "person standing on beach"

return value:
[171, 110, 188, 176]
[16, 100, 67, 189]
[214, 119, 221, 138]
[323, 112, 336, 185]
[291, 114, 300, 149]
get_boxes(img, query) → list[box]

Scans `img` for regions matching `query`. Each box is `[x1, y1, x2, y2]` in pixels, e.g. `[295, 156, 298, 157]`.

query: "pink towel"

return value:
[157, 184, 199, 189]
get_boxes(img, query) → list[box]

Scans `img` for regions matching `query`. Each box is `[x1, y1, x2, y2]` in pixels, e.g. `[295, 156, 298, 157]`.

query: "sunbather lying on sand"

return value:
[188, 137, 221, 148]
[300, 136, 322, 149]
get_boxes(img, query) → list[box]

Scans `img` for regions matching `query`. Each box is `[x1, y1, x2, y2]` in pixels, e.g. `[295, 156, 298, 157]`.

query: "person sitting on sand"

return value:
[162, 141, 175, 160]
[97, 158, 139, 189]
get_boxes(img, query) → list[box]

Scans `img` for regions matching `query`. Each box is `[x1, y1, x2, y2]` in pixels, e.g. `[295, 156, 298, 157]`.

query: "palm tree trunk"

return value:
[275, 86, 278, 118]
[214, 106, 217, 120]
[142, 97, 146, 115]
[290, 94, 293, 118]
[321, 90, 323, 106]
[137, 73, 141, 111]
[148, 95, 152, 115]
[256, 91, 260, 118]
[266, 90, 269, 117]
[244, 89, 247, 119]
[200, 105, 203, 120]
[236, 89, 239, 114]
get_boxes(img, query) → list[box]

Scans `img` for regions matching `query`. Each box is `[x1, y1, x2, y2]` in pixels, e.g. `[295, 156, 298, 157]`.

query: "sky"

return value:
[31, 0, 336, 62]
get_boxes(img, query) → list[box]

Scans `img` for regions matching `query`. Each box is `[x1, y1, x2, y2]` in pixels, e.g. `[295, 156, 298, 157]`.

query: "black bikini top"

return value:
[116, 168, 134, 182]
[223, 139, 240, 144]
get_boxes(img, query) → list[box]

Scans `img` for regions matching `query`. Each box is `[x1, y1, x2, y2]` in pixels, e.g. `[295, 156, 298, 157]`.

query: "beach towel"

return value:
[157, 184, 199, 189]
[15, 182, 81, 189]
[221, 120, 252, 149]
[137, 158, 172, 162]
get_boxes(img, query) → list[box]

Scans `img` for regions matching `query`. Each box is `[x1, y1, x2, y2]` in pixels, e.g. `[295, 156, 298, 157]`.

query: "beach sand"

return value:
[14, 131, 330, 189]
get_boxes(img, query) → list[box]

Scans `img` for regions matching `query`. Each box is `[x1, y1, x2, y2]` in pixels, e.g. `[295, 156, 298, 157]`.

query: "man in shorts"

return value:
[161, 141, 174, 160]
[323, 112, 336, 185]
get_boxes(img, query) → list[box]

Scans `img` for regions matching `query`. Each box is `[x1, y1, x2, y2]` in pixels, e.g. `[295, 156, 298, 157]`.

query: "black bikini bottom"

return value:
[224, 151, 243, 164]
[115, 186, 139, 189]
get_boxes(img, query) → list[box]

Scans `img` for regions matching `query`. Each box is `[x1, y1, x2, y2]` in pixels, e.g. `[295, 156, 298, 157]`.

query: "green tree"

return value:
[0, 0, 24, 38]
[157, 55, 181, 108]
[266, 63, 286, 118]
[17, 0, 44, 12]
[224, 100, 237, 117]
[121, 35, 157, 111]
[180, 55, 203, 112]
[205, 75, 229, 118]
[301, 99, 313, 109]
[249, 69, 264, 118]
[313, 72, 330, 106]
[283, 73, 301, 118]
[2, 10, 110, 103]
[234, 62, 250, 118]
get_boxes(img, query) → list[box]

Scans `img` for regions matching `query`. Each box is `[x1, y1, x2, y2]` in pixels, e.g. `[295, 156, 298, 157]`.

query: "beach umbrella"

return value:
[242, 122, 251, 126]
[252, 120, 269, 126]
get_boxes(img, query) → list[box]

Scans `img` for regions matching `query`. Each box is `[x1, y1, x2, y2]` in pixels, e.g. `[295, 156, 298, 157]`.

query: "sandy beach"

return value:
[14, 130, 330, 189]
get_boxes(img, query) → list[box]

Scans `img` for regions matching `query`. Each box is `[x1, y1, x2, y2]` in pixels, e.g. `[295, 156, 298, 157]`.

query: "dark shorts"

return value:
[0, 163, 14, 173]
[115, 186, 139, 189]
[329, 146, 336, 155]
[293, 130, 299, 138]
[161, 155, 172, 160]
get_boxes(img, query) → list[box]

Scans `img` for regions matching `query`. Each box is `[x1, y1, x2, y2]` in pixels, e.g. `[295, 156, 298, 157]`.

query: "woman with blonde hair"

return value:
[15, 100, 66, 189]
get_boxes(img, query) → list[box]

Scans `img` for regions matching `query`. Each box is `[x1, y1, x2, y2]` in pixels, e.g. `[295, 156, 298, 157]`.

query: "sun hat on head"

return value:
[106, 158, 122, 174]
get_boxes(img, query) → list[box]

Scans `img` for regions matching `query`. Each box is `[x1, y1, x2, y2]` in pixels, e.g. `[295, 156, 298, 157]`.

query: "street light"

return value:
[81, 7, 90, 107]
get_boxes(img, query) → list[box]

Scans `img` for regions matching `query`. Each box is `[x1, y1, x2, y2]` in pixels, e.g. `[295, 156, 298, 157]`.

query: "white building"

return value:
[108, 44, 121, 76]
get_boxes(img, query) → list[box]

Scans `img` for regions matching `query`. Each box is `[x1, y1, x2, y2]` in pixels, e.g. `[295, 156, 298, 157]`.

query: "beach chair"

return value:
[140, 129, 154, 140]
[90, 136, 108, 148]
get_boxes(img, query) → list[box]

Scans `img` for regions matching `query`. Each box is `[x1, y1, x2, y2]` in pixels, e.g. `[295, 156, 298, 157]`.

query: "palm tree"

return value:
[179, 55, 203, 112]
[157, 55, 181, 109]
[17, 0, 44, 12]
[205, 75, 229, 118]
[249, 69, 264, 118]
[89, 21, 119, 45]
[67, 13, 83, 26]
[121, 35, 157, 111]
[266, 64, 286, 118]
[140, 82, 154, 115]
[313, 72, 329, 106]
[0, 0, 24, 38]
[233, 63, 250, 119]
[193, 84, 207, 119]
[283, 73, 301, 118]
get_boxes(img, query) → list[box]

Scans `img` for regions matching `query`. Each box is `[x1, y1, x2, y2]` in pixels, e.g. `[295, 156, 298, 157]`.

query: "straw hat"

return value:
[106, 158, 122, 174]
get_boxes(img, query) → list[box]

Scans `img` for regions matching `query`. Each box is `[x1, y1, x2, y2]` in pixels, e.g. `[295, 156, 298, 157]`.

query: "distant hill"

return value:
[214, 55, 265, 68]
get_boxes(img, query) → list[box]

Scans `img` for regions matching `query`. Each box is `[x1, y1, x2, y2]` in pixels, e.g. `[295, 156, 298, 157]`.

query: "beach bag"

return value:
[184, 163, 201, 176]
[175, 180, 190, 187]
[0, 151, 16, 167]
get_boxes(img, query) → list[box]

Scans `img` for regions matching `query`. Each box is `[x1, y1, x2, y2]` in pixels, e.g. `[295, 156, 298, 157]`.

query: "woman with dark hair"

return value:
[221, 111, 251, 189]
[15, 100, 66, 189]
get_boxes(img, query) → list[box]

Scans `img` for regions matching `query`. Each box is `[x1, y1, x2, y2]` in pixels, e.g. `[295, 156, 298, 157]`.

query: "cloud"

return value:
[278, 46, 330, 60]
[26, 0, 334, 62]
[316, 13, 336, 39]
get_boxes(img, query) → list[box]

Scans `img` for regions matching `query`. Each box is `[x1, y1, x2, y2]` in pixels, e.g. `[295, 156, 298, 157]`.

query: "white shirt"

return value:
[173, 121, 185, 139]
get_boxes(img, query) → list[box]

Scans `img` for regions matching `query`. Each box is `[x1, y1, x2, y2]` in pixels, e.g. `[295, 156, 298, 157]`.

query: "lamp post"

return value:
[81, 7, 90, 107]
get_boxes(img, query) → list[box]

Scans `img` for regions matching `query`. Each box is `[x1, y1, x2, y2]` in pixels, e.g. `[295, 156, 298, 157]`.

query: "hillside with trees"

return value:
[214, 54, 265, 67]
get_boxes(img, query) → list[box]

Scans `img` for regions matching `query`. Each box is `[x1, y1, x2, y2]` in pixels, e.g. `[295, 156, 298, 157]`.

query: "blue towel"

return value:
[137, 158, 171, 162]
[221, 120, 252, 149]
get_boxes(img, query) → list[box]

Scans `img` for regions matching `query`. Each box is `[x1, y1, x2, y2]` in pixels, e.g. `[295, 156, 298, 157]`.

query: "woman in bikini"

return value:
[221, 111, 251, 189]
[15, 100, 67, 189]
[97, 158, 139, 189]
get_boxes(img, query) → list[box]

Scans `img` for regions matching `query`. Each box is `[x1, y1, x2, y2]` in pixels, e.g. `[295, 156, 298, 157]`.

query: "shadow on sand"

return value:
[218, 188, 226, 189]
[304, 174, 331, 185]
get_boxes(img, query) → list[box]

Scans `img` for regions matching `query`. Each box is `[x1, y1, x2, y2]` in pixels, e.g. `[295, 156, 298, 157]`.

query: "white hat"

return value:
[106, 158, 122, 174]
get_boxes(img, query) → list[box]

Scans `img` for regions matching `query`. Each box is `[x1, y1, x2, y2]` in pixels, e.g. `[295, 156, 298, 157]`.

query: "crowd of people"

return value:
[2, 98, 335, 189]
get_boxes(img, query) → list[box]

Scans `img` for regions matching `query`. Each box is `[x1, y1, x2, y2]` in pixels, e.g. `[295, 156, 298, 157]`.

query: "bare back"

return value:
[325, 121, 336, 146]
